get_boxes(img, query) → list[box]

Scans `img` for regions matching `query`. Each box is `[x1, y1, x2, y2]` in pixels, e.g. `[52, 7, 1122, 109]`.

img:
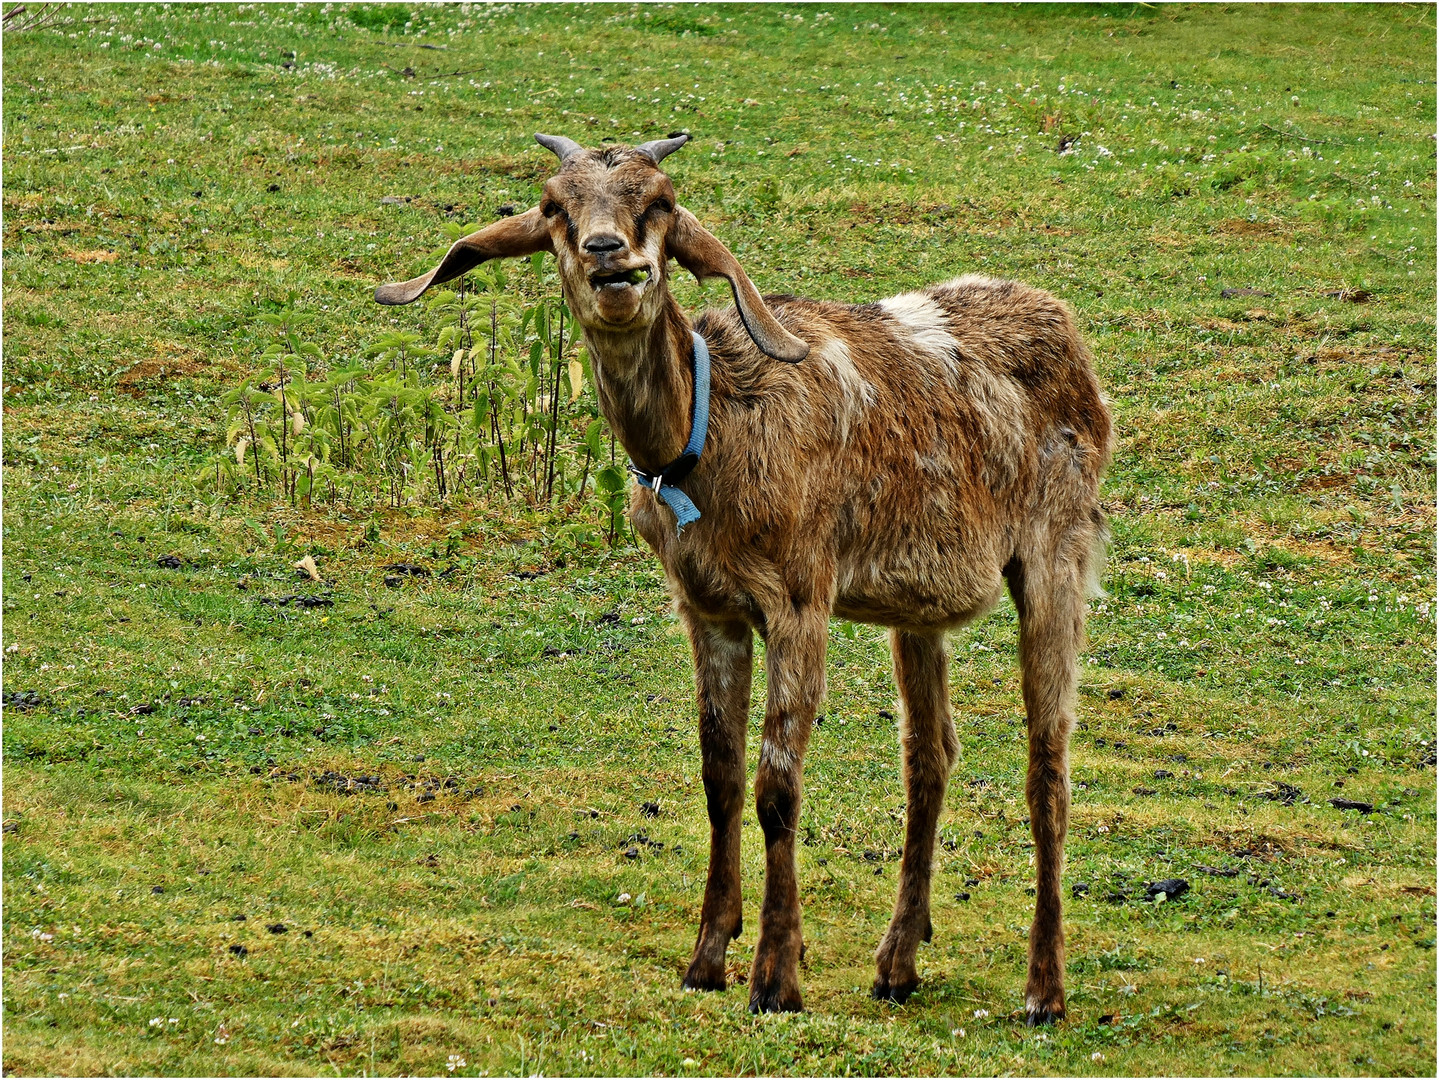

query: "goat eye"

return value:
[541, 201, 564, 219]
[649, 198, 673, 216]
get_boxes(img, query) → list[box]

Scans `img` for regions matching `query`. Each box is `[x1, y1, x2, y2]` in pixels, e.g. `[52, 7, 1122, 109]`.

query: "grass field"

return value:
[3, 3, 1436, 1075]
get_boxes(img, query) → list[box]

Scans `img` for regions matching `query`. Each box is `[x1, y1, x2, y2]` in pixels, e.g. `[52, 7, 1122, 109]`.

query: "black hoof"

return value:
[681, 973, 727, 993]
[680, 961, 727, 993]
[1025, 1005, 1064, 1027]
[747, 990, 803, 1014]
[872, 978, 919, 1004]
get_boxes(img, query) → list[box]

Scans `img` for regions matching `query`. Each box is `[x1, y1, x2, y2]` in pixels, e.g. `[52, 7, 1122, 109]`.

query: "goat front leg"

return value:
[679, 612, 752, 993]
[1009, 557, 1085, 1026]
[874, 628, 958, 1003]
[748, 607, 827, 1014]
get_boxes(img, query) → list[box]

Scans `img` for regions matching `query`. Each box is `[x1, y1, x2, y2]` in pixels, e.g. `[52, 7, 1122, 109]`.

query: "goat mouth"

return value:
[589, 266, 652, 293]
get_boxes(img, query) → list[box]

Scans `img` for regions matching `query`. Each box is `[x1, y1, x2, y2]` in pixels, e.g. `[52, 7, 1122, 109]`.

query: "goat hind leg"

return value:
[874, 628, 957, 1003]
[680, 614, 752, 993]
[1009, 557, 1086, 1026]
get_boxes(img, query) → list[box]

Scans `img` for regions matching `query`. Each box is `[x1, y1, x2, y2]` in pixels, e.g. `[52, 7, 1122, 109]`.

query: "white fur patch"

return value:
[699, 623, 750, 691]
[940, 273, 1000, 291]
[879, 291, 960, 380]
[812, 337, 876, 440]
[759, 737, 795, 773]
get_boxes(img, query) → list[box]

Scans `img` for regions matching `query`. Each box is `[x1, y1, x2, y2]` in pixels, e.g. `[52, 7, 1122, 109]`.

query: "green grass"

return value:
[3, 3, 1435, 1075]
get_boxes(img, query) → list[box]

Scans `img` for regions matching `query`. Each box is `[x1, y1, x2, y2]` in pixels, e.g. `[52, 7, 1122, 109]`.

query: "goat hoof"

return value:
[747, 988, 803, 1014]
[1025, 1004, 1065, 1027]
[680, 963, 727, 993]
[871, 977, 919, 1004]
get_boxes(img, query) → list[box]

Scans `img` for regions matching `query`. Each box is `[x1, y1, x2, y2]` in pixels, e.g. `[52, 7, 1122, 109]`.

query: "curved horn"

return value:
[534, 132, 584, 163]
[636, 133, 690, 164]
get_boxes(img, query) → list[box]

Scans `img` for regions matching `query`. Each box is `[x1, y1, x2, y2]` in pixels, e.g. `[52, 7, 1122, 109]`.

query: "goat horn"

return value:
[534, 132, 584, 163]
[635, 133, 689, 164]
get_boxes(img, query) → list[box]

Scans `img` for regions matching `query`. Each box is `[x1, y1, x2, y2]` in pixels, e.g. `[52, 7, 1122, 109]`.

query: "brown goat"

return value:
[377, 134, 1112, 1022]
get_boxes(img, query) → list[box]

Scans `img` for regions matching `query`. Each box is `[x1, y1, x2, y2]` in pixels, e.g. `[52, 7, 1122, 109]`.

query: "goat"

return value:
[376, 134, 1112, 1022]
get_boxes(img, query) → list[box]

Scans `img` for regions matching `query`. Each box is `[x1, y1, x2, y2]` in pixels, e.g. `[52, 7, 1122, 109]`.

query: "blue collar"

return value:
[628, 330, 710, 535]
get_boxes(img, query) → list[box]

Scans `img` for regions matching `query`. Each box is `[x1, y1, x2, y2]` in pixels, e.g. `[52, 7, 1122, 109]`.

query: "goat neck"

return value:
[584, 293, 697, 477]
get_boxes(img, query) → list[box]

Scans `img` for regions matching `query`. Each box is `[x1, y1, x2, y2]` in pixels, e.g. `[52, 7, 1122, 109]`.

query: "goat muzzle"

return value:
[589, 265, 652, 292]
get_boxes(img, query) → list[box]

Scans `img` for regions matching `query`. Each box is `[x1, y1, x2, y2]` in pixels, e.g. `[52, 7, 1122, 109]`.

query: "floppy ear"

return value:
[374, 207, 553, 306]
[667, 207, 809, 362]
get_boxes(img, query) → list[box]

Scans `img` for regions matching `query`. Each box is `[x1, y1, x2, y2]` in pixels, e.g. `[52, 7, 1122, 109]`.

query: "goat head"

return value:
[375, 134, 808, 363]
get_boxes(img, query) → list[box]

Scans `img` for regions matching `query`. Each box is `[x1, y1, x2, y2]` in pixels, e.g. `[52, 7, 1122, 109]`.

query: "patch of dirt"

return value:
[425, 152, 551, 185]
[1209, 828, 1291, 861]
[332, 256, 373, 279]
[67, 249, 118, 264]
[117, 344, 209, 396]
[236, 251, 291, 272]
[1299, 474, 1351, 492]
[1321, 287, 1373, 303]
[3, 192, 45, 211]
[15, 219, 91, 235]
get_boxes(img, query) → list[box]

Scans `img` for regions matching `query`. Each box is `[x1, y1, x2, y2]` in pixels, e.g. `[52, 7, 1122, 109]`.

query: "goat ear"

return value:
[667, 207, 809, 363]
[375, 207, 553, 306]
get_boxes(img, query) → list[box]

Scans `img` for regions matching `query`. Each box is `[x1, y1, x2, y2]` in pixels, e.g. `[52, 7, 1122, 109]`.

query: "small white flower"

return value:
[149, 1018, 163, 1028]
[1092, 1051, 1106, 1062]
[617, 892, 632, 904]
[973, 1008, 989, 1018]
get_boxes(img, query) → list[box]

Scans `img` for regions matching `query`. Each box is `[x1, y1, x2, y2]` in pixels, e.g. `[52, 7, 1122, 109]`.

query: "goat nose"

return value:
[583, 233, 626, 254]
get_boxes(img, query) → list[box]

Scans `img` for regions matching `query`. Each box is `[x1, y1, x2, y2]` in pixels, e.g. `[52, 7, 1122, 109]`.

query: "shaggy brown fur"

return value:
[377, 136, 1112, 1022]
